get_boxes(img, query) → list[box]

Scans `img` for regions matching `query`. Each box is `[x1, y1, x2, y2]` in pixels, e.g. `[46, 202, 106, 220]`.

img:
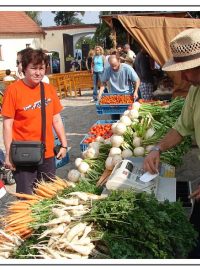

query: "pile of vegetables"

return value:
[0, 185, 197, 259]
[83, 123, 113, 144]
[84, 189, 197, 259]
[0, 97, 197, 259]
[100, 95, 133, 105]
[69, 97, 192, 185]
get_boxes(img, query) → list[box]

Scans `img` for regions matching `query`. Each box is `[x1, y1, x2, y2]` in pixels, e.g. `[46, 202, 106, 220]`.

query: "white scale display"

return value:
[106, 159, 159, 194]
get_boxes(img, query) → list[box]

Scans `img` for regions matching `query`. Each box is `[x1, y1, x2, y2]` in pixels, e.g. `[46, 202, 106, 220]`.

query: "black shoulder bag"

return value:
[11, 82, 46, 167]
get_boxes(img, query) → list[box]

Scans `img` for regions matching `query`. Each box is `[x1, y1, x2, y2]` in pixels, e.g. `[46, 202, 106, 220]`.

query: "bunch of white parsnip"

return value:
[28, 192, 105, 259]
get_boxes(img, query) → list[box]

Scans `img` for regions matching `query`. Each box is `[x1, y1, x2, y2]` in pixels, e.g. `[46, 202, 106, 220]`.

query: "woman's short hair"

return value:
[21, 48, 49, 73]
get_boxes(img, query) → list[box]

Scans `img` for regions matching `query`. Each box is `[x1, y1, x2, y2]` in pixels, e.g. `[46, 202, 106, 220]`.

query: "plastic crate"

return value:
[80, 134, 92, 152]
[54, 136, 70, 169]
[55, 152, 70, 169]
[79, 119, 117, 152]
[96, 93, 133, 115]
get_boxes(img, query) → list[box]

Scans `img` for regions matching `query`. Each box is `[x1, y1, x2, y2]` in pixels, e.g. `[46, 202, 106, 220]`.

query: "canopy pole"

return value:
[110, 27, 117, 49]
[127, 32, 130, 45]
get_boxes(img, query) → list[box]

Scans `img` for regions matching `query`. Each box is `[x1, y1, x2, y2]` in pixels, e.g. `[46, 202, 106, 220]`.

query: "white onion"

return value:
[132, 102, 141, 111]
[68, 169, 81, 182]
[82, 150, 88, 159]
[133, 137, 141, 147]
[88, 142, 100, 150]
[111, 122, 118, 133]
[133, 147, 145, 157]
[112, 155, 122, 166]
[144, 128, 155, 140]
[121, 149, 133, 158]
[114, 123, 127, 135]
[109, 147, 122, 157]
[120, 115, 132, 126]
[110, 135, 124, 147]
[129, 109, 139, 120]
[78, 162, 90, 173]
[105, 156, 114, 170]
[85, 147, 99, 159]
[123, 110, 130, 116]
[95, 136, 105, 143]
[145, 145, 155, 153]
[75, 158, 83, 168]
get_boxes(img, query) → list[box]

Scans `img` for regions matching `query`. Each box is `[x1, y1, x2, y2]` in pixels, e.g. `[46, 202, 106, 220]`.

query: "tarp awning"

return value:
[103, 15, 200, 97]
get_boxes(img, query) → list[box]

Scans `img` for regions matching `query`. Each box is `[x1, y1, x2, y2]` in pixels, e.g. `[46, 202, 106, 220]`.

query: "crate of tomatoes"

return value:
[96, 93, 133, 115]
[80, 120, 116, 151]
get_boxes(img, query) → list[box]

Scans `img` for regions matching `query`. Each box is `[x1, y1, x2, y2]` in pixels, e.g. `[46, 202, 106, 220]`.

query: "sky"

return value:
[41, 11, 100, 27]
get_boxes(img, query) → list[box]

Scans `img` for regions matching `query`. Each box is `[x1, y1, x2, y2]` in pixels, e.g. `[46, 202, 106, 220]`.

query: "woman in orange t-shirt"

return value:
[1, 48, 67, 194]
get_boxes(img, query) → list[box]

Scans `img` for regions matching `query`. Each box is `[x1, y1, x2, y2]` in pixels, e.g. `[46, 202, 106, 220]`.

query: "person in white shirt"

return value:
[42, 75, 50, 84]
[120, 44, 136, 67]
[3, 70, 15, 81]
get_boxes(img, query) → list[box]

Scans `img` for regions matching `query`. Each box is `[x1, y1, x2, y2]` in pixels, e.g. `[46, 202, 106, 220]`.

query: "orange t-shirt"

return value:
[2, 80, 63, 158]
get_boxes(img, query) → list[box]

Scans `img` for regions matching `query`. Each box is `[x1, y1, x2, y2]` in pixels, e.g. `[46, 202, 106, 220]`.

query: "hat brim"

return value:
[162, 57, 200, 72]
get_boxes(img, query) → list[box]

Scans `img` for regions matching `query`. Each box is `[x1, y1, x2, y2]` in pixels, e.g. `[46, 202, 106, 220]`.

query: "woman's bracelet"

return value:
[61, 145, 67, 149]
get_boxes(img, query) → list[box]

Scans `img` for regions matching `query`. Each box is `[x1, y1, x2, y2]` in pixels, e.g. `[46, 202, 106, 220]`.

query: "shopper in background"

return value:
[120, 44, 136, 67]
[86, 49, 95, 71]
[134, 48, 154, 100]
[3, 70, 15, 82]
[91, 46, 105, 102]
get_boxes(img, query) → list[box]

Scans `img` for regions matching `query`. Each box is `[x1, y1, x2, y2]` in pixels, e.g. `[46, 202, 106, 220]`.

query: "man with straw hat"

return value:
[143, 28, 200, 258]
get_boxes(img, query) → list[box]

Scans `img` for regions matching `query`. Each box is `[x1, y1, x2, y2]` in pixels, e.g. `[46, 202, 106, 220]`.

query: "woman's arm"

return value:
[3, 116, 15, 170]
[52, 114, 68, 159]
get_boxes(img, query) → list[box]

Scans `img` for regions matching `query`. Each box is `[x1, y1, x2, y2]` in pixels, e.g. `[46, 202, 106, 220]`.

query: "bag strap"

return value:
[40, 82, 46, 147]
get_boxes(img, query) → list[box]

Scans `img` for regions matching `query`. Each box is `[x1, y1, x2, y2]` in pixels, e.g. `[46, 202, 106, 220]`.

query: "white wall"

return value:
[43, 27, 96, 73]
[0, 34, 44, 72]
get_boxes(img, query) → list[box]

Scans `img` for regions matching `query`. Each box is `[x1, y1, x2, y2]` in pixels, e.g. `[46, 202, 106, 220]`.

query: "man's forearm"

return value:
[98, 85, 105, 100]
[133, 79, 140, 95]
[157, 128, 183, 152]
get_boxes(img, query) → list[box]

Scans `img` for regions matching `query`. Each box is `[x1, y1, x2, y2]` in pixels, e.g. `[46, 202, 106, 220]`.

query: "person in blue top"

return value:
[98, 55, 140, 120]
[91, 46, 105, 102]
[99, 55, 140, 98]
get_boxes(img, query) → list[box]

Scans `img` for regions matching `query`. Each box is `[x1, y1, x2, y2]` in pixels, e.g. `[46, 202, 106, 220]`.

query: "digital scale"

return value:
[106, 159, 159, 195]
[105, 158, 177, 202]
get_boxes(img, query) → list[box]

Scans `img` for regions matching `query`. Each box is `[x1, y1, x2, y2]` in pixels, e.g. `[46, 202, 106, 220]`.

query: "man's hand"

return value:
[97, 93, 102, 101]
[143, 150, 160, 174]
[133, 92, 138, 100]
[189, 185, 200, 201]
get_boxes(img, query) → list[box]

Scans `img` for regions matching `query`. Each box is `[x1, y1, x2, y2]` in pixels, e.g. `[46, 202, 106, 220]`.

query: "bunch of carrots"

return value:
[100, 95, 133, 105]
[0, 177, 73, 240]
[83, 124, 113, 144]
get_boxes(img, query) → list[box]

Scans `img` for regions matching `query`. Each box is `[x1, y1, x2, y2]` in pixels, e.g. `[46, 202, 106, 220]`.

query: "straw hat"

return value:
[162, 28, 200, 71]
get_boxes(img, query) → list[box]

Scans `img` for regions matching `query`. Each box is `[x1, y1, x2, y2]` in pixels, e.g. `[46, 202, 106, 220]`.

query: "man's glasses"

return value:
[16, 60, 20, 65]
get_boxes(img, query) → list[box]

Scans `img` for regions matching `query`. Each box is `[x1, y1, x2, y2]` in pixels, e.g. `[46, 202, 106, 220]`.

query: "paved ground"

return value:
[1, 90, 200, 194]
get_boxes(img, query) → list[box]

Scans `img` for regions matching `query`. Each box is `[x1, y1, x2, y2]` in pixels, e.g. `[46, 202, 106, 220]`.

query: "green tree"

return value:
[75, 36, 95, 50]
[51, 11, 85, 26]
[93, 11, 113, 48]
[25, 11, 42, 26]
